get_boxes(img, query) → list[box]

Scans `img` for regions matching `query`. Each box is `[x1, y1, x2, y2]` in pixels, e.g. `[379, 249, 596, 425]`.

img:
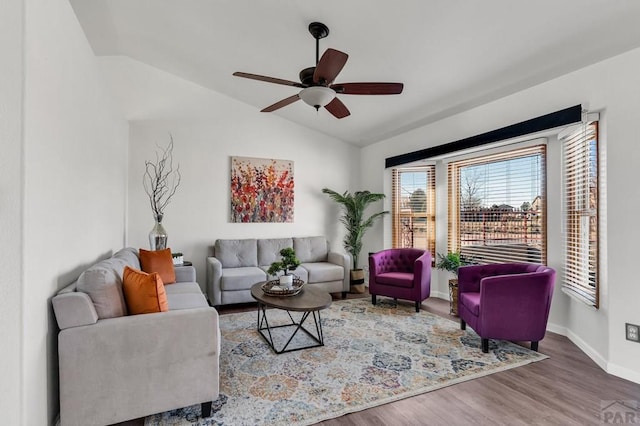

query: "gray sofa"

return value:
[52, 247, 220, 426]
[207, 236, 349, 306]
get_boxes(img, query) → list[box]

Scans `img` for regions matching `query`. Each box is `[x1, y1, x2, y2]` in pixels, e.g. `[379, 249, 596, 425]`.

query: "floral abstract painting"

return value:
[230, 156, 294, 223]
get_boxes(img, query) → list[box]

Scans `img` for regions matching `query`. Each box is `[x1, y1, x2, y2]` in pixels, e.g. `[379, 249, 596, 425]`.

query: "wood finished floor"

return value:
[114, 291, 640, 426]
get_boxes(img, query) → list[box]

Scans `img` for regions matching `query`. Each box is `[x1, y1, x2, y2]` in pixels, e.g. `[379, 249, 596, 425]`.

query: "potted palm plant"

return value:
[267, 247, 301, 289]
[436, 251, 472, 315]
[322, 188, 389, 293]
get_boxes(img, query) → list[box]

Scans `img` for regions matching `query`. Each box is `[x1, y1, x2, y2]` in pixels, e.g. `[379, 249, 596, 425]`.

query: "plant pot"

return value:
[279, 274, 294, 289]
[448, 278, 459, 316]
[350, 269, 366, 294]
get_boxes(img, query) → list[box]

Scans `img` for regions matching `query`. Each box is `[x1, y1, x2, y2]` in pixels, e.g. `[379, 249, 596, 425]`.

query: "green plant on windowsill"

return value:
[435, 251, 472, 276]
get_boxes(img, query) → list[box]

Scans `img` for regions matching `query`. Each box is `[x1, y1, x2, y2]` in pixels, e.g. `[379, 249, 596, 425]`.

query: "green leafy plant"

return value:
[267, 247, 301, 277]
[322, 188, 389, 269]
[436, 252, 472, 276]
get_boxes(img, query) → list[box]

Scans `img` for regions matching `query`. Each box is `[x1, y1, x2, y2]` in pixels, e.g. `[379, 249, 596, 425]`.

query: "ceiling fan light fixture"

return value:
[299, 86, 335, 110]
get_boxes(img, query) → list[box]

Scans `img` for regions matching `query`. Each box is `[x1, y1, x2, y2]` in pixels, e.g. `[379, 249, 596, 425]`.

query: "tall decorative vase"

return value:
[149, 214, 168, 251]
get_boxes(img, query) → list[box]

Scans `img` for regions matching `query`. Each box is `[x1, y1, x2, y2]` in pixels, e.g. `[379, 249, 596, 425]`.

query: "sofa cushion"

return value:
[300, 262, 344, 283]
[139, 248, 176, 284]
[112, 247, 140, 270]
[220, 267, 266, 291]
[163, 282, 203, 295]
[122, 266, 169, 315]
[258, 238, 293, 266]
[215, 239, 258, 268]
[166, 292, 209, 310]
[76, 258, 128, 319]
[163, 281, 209, 309]
[294, 237, 328, 263]
[374, 271, 414, 288]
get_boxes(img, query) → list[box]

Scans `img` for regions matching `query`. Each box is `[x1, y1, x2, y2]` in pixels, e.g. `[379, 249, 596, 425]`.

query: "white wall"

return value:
[0, 0, 24, 424]
[116, 58, 359, 290]
[362, 47, 640, 383]
[22, 0, 129, 424]
[128, 116, 358, 289]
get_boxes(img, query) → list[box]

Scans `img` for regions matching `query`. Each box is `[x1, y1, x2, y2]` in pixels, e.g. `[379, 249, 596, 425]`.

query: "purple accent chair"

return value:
[369, 248, 432, 312]
[458, 263, 556, 353]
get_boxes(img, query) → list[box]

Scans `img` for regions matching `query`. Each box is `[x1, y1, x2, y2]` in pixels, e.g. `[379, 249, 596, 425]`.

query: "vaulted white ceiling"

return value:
[70, 0, 640, 146]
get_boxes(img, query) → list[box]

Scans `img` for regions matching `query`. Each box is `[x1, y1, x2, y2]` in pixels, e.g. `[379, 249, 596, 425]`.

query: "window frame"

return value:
[391, 166, 436, 257]
[561, 121, 599, 308]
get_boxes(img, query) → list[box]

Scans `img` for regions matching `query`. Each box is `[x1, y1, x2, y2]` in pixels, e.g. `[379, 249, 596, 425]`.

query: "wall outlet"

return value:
[626, 323, 640, 342]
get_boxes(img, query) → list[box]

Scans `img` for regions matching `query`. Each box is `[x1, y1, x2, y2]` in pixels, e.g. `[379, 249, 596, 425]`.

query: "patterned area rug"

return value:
[145, 298, 547, 425]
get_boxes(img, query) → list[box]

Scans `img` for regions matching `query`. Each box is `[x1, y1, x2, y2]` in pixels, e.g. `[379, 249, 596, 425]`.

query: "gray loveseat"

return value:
[52, 247, 220, 426]
[207, 236, 349, 306]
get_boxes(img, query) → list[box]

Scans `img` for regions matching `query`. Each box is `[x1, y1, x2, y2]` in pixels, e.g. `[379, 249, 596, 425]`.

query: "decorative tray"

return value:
[262, 279, 305, 297]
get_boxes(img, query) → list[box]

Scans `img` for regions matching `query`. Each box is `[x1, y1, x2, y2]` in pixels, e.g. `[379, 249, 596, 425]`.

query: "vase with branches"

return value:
[143, 135, 181, 250]
[322, 188, 389, 293]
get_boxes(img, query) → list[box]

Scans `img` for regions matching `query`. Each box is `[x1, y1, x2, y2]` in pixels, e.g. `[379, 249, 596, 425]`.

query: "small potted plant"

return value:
[435, 252, 468, 276]
[171, 252, 184, 266]
[267, 247, 301, 289]
[436, 252, 472, 315]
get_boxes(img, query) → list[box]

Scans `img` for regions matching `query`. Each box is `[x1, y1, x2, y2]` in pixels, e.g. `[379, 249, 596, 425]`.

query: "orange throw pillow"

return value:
[122, 266, 169, 314]
[139, 248, 176, 284]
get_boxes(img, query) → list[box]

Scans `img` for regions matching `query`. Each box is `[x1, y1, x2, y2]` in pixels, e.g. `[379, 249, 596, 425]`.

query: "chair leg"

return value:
[341, 291, 347, 299]
[415, 301, 420, 313]
[460, 319, 466, 330]
[371, 294, 377, 305]
[201, 401, 212, 418]
[531, 341, 539, 352]
[481, 338, 489, 353]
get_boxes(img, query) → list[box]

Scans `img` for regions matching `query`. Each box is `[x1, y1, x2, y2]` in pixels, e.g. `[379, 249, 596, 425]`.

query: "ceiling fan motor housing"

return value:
[299, 67, 316, 86]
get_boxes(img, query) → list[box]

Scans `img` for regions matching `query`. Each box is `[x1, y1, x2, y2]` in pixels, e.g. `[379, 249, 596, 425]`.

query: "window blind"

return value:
[448, 145, 547, 265]
[561, 122, 599, 307]
[392, 166, 436, 256]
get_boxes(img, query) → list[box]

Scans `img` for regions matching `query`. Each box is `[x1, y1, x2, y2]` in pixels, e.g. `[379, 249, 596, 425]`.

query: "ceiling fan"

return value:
[233, 22, 404, 119]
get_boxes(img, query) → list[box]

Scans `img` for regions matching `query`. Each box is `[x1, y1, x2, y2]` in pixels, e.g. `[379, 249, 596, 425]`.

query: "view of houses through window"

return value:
[448, 145, 547, 265]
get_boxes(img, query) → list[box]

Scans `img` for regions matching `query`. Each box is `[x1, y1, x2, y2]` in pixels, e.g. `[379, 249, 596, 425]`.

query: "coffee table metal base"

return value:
[256, 303, 324, 354]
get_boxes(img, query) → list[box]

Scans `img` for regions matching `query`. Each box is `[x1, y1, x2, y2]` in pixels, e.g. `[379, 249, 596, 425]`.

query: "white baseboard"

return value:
[607, 362, 640, 385]
[565, 329, 608, 372]
[431, 291, 450, 300]
[546, 321, 567, 336]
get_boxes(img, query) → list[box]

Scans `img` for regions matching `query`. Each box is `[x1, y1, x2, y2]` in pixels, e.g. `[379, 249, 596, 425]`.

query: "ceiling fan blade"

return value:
[324, 97, 351, 119]
[331, 82, 404, 95]
[261, 94, 301, 112]
[233, 72, 306, 88]
[313, 48, 349, 85]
